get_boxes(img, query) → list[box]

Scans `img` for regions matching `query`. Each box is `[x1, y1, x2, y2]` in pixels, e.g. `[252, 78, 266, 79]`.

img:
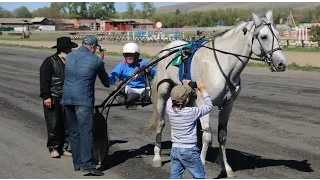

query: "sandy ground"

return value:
[0, 47, 319, 178]
[1, 40, 320, 67]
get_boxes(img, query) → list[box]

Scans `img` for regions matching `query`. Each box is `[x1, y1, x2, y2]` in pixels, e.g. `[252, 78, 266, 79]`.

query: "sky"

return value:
[0, 2, 181, 12]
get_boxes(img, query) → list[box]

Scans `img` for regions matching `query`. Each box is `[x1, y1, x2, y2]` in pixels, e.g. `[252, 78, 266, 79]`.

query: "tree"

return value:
[79, 2, 88, 17]
[32, 7, 48, 18]
[100, 2, 116, 18]
[0, 7, 15, 18]
[175, 9, 181, 15]
[13, 6, 31, 18]
[88, 2, 116, 19]
[126, 2, 135, 16]
[60, 2, 72, 13]
[47, 2, 63, 19]
[311, 25, 320, 47]
[141, 2, 155, 18]
[70, 2, 80, 15]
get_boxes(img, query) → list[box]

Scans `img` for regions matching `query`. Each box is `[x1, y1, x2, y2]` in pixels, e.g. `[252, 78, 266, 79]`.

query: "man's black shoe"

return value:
[82, 169, 104, 176]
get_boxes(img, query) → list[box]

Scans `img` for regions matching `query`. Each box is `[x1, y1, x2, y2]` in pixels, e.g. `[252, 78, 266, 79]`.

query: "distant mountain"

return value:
[155, 2, 320, 13]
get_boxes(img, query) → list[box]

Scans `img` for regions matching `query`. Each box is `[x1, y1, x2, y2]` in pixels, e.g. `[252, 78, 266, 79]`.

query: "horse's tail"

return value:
[143, 76, 158, 133]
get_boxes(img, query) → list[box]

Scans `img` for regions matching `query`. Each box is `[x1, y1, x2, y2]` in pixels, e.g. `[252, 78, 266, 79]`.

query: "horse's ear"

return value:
[252, 12, 262, 26]
[266, 10, 273, 24]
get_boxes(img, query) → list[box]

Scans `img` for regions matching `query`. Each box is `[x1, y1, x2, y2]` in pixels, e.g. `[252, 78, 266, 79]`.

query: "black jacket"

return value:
[39, 54, 65, 100]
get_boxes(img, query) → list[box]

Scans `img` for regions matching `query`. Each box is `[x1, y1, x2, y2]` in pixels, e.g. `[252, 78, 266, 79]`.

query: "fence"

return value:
[67, 31, 319, 48]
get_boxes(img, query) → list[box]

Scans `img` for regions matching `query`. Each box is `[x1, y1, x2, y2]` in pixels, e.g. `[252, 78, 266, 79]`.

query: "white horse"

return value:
[144, 10, 287, 177]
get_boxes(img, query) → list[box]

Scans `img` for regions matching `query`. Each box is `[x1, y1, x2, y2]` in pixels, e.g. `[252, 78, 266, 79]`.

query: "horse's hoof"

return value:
[227, 171, 235, 178]
[217, 170, 235, 178]
[152, 160, 162, 167]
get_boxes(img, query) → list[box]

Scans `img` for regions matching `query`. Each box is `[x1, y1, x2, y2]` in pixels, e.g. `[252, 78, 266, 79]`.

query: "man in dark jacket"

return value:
[40, 37, 78, 158]
[61, 35, 110, 176]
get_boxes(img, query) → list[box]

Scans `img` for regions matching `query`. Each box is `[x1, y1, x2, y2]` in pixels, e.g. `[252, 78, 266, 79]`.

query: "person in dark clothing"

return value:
[61, 35, 110, 176]
[39, 37, 78, 158]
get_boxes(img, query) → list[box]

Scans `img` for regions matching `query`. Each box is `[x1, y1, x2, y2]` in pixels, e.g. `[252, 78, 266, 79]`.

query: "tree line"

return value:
[1, 2, 320, 27]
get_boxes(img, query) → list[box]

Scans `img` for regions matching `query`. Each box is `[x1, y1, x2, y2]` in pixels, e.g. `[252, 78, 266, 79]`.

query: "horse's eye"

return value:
[261, 35, 268, 40]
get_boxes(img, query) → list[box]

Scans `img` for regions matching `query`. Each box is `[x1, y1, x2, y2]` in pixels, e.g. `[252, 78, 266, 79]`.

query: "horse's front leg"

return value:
[216, 100, 235, 178]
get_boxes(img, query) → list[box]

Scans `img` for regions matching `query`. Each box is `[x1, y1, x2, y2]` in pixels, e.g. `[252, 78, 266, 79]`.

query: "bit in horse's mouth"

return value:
[270, 65, 277, 72]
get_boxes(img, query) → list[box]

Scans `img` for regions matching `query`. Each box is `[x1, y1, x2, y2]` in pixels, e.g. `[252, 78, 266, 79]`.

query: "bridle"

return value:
[243, 19, 282, 66]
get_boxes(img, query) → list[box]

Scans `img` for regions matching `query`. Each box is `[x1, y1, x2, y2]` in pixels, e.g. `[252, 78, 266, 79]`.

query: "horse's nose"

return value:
[277, 62, 286, 71]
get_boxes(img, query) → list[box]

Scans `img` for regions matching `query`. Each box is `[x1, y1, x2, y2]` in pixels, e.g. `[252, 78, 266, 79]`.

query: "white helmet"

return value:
[123, 42, 140, 54]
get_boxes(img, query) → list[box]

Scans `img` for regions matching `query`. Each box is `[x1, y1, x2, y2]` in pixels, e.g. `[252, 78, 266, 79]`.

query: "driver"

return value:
[109, 42, 156, 108]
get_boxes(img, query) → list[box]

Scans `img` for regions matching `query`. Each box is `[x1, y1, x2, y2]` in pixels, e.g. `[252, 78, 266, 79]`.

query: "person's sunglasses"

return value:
[123, 53, 135, 58]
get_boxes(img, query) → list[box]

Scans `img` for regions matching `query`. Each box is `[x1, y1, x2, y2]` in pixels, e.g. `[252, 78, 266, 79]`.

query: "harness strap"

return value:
[201, 127, 211, 133]
[183, 56, 188, 79]
[143, 69, 152, 102]
[212, 39, 236, 92]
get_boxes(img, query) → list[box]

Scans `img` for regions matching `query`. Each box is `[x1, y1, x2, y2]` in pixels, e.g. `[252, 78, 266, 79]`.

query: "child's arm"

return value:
[191, 81, 213, 119]
[191, 91, 213, 119]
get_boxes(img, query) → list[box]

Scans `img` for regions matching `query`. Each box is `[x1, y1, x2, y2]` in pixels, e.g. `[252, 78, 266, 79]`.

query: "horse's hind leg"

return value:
[153, 80, 171, 167]
[216, 101, 235, 178]
[200, 114, 211, 165]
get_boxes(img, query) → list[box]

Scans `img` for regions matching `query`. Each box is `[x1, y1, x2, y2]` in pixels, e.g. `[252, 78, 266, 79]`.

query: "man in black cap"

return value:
[61, 35, 110, 176]
[40, 36, 78, 158]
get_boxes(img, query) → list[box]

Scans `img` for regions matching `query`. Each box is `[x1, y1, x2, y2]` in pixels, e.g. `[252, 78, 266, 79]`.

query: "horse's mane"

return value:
[213, 13, 268, 40]
[216, 21, 248, 39]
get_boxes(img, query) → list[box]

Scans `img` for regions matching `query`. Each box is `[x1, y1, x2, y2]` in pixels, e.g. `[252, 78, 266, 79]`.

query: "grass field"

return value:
[0, 34, 66, 41]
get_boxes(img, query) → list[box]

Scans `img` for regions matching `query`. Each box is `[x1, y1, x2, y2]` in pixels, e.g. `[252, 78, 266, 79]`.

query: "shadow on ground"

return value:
[98, 139, 313, 177]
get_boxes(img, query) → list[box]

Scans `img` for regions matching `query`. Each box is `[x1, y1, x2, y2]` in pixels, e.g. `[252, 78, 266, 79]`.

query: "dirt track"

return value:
[1, 40, 320, 66]
[0, 47, 319, 178]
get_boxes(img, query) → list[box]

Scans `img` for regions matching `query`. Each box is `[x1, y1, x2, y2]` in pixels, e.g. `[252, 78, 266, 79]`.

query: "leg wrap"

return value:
[218, 124, 227, 145]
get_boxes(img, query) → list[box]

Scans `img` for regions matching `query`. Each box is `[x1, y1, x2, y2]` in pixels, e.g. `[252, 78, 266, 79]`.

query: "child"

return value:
[167, 80, 213, 179]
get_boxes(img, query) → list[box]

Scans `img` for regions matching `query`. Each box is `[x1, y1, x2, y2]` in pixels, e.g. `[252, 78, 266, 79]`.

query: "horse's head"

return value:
[251, 10, 287, 72]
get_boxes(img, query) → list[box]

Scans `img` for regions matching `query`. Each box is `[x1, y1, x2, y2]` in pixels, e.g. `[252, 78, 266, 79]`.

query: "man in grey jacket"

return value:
[61, 35, 110, 176]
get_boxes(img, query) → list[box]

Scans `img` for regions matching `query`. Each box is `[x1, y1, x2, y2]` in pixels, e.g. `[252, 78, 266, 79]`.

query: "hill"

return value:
[155, 2, 320, 13]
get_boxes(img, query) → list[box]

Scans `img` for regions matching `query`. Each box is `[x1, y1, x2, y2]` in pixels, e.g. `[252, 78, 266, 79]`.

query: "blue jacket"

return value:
[61, 46, 110, 107]
[109, 59, 156, 88]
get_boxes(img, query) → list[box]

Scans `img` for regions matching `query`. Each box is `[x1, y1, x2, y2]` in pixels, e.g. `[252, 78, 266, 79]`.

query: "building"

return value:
[71, 17, 99, 30]
[101, 19, 136, 31]
[0, 17, 55, 31]
[100, 19, 154, 31]
[0, 18, 32, 28]
[52, 19, 74, 31]
[111, 19, 154, 29]
[31, 17, 53, 29]
[128, 19, 154, 29]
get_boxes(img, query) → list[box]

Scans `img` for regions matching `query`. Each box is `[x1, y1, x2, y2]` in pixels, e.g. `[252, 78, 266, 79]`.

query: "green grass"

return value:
[247, 62, 320, 72]
[0, 43, 319, 72]
[282, 46, 320, 52]
[0, 34, 66, 41]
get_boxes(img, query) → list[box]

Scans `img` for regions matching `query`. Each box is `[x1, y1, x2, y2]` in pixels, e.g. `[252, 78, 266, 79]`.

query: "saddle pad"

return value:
[178, 38, 208, 81]
[171, 43, 193, 66]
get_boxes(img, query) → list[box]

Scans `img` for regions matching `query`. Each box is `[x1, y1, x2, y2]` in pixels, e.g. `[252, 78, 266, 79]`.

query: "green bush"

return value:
[311, 25, 320, 48]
